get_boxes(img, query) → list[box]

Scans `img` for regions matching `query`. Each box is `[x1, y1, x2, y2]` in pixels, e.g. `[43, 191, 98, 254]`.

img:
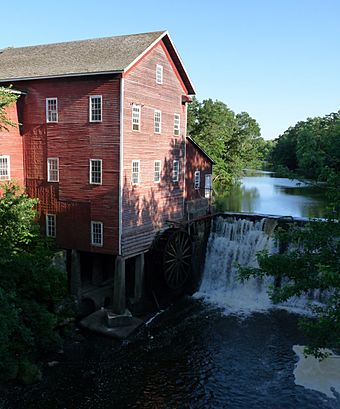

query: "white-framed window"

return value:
[131, 160, 140, 184]
[47, 158, 59, 182]
[46, 214, 56, 238]
[89, 95, 102, 122]
[172, 160, 179, 182]
[194, 170, 201, 190]
[90, 159, 102, 184]
[156, 64, 163, 84]
[46, 98, 58, 123]
[154, 160, 161, 183]
[174, 114, 180, 136]
[0, 155, 10, 180]
[205, 174, 212, 198]
[91, 221, 103, 247]
[132, 104, 141, 131]
[154, 110, 161, 134]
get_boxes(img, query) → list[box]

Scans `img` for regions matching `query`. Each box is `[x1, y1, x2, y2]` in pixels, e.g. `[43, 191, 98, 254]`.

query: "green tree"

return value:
[188, 98, 263, 186]
[0, 86, 19, 131]
[0, 184, 68, 383]
[269, 111, 340, 182]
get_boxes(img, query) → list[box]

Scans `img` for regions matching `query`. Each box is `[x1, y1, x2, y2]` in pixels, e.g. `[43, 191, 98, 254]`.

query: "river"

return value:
[0, 173, 338, 409]
[1, 300, 338, 409]
[217, 170, 327, 218]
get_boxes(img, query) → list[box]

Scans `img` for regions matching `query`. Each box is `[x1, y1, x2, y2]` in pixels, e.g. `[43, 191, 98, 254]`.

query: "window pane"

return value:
[90, 96, 102, 122]
[46, 98, 58, 123]
[132, 105, 141, 131]
[132, 161, 140, 184]
[173, 160, 179, 182]
[46, 214, 56, 237]
[90, 159, 102, 184]
[0, 156, 9, 180]
[154, 160, 161, 182]
[205, 174, 212, 198]
[156, 64, 163, 84]
[48, 158, 59, 182]
[174, 114, 180, 136]
[194, 171, 200, 190]
[154, 110, 161, 133]
[91, 222, 103, 246]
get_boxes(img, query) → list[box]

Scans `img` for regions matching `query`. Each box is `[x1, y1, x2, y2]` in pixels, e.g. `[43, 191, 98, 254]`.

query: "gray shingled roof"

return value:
[0, 31, 165, 81]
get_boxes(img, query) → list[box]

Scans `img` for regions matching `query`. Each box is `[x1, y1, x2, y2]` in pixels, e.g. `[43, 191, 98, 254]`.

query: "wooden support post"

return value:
[134, 253, 145, 302]
[70, 250, 81, 300]
[113, 256, 126, 314]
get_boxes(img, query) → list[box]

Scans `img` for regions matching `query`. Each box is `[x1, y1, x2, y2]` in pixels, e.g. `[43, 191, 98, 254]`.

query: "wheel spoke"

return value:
[182, 244, 191, 254]
[162, 230, 192, 289]
[167, 267, 177, 285]
[164, 262, 176, 275]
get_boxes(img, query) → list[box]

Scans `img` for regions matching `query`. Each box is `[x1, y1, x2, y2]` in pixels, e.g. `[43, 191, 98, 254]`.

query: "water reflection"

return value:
[217, 171, 327, 218]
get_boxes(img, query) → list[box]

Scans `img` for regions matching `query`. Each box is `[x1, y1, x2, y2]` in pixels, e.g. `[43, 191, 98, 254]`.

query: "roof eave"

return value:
[186, 136, 215, 164]
[123, 31, 168, 75]
[0, 69, 123, 83]
[123, 31, 196, 96]
[162, 32, 196, 95]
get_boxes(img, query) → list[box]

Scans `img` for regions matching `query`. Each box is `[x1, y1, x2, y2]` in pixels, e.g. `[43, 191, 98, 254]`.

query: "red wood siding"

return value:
[0, 103, 24, 184]
[122, 40, 188, 257]
[185, 139, 213, 201]
[14, 76, 121, 253]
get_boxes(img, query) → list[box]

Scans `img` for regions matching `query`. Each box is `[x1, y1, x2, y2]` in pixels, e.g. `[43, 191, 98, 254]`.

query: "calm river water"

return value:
[219, 171, 326, 218]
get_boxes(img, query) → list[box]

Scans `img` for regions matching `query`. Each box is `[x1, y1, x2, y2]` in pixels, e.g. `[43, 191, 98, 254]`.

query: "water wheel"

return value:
[161, 229, 192, 290]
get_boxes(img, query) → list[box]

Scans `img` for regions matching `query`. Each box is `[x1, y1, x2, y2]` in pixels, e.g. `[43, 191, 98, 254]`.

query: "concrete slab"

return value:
[79, 309, 144, 339]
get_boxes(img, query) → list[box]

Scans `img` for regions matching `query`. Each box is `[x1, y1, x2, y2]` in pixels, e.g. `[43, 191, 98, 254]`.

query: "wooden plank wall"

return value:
[122, 41, 188, 257]
[185, 140, 213, 201]
[17, 76, 120, 253]
[0, 102, 24, 184]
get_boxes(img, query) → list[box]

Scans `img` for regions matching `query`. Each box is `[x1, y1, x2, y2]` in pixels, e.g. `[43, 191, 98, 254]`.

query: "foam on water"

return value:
[195, 216, 322, 316]
[195, 216, 277, 314]
[293, 345, 340, 399]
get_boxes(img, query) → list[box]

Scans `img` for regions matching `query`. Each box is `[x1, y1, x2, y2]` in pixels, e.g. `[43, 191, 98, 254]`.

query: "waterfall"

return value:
[195, 216, 278, 314]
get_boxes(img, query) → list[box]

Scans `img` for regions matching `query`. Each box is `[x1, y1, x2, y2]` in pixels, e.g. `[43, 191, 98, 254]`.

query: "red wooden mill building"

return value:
[0, 31, 213, 314]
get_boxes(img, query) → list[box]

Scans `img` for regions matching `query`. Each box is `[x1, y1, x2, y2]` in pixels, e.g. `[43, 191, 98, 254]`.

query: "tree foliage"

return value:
[239, 217, 340, 357]
[269, 111, 340, 184]
[0, 86, 19, 131]
[0, 183, 68, 383]
[188, 97, 264, 185]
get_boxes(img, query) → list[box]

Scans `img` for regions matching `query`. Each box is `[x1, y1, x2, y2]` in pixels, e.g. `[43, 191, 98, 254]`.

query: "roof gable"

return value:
[0, 31, 195, 94]
[186, 136, 215, 164]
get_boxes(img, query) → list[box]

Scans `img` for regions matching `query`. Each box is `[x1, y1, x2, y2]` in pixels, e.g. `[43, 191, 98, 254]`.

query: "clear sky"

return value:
[1, 0, 339, 139]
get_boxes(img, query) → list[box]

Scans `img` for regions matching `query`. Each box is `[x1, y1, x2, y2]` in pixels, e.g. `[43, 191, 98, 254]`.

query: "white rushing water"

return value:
[196, 216, 340, 400]
[195, 216, 278, 314]
[293, 345, 340, 399]
[195, 216, 321, 315]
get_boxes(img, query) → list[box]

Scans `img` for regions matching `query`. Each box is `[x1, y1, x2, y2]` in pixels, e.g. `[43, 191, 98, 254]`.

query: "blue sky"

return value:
[1, 0, 339, 140]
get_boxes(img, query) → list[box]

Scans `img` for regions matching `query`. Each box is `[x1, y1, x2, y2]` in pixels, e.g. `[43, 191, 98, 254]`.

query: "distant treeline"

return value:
[267, 111, 340, 183]
[188, 98, 339, 188]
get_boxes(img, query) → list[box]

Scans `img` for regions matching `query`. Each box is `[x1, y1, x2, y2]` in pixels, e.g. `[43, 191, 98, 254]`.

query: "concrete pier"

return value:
[70, 250, 81, 300]
[134, 253, 145, 302]
[113, 256, 126, 314]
